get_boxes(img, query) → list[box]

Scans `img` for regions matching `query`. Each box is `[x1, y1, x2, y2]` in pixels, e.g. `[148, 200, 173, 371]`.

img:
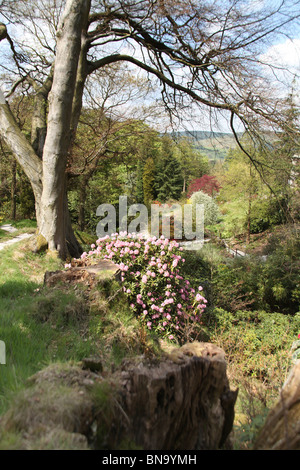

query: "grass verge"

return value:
[0, 229, 159, 417]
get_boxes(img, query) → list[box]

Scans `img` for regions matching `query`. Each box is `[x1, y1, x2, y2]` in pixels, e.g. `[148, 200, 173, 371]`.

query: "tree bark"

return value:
[30, 70, 54, 159]
[78, 180, 87, 232]
[0, 2, 91, 259]
[10, 159, 16, 220]
[39, 0, 90, 258]
[0, 94, 43, 224]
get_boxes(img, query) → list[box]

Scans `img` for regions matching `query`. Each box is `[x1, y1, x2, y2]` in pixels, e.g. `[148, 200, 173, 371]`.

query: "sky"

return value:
[169, 35, 300, 134]
[0, 1, 300, 134]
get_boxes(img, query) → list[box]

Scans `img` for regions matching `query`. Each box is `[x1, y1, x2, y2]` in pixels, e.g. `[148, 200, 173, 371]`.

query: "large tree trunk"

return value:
[30, 70, 54, 159]
[78, 181, 87, 232]
[0, 91, 43, 224]
[10, 159, 16, 220]
[38, 0, 91, 258]
[0, 1, 91, 259]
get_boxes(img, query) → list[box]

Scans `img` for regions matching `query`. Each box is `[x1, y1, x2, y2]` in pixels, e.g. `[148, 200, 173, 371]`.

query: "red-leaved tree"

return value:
[187, 175, 221, 198]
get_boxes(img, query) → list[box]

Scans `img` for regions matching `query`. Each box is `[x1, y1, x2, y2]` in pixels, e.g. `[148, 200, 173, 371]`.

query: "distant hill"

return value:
[169, 130, 241, 161]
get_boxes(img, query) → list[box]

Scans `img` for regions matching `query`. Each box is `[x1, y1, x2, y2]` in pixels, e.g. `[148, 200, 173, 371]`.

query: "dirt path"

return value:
[0, 224, 32, 251]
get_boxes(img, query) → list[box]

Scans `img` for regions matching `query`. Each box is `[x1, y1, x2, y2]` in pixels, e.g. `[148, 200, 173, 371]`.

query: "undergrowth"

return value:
[0, 220, 299, 450]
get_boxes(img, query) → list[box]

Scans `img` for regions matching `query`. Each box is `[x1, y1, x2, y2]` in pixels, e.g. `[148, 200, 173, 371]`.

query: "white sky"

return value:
[261, 38, 300, 74]
[1, 3, 300, 134]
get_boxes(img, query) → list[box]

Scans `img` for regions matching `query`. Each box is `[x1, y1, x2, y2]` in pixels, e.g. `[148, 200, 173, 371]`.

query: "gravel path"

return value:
[0, 224, 32, 251]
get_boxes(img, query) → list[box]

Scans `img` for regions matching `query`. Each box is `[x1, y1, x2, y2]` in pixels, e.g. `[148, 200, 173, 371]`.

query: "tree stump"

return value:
[44, 259, 121, 288]
[254, 361, 300, 450]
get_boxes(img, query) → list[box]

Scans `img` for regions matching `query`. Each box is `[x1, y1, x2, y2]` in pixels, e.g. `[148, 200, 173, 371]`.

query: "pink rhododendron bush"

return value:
[69, 232, 207, 342]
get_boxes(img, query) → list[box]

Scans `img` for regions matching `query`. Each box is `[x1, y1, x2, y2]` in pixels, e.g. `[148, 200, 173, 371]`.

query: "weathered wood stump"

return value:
[254, 360, 300, 450]
[44, 259, 121, 288]
[112, 341, 238, 450]
[0, 342, 238, 450]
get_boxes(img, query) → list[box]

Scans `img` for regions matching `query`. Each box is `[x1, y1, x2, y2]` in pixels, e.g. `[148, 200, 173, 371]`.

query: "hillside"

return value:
[170, 130, 241, 161]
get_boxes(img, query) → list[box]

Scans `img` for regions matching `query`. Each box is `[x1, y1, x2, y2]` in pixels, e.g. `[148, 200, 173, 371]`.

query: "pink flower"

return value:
[142, 275, 148, 283]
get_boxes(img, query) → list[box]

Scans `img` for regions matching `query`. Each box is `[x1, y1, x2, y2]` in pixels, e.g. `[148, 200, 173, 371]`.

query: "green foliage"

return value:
[209, 306, 299, 450]
[153, 137, 183, 202]
[154, 154, 183, 202]
[190, 190, 221, 226]
[135, 159, 144, 204]
[211, 308, 300, 354]
[142, 157, 155, 206]
[216, 142, 293, 239]
[17, 174, 35, 219]
[173, 136, 210, 193]
[0, 148, 35, 221]
[191, 224, 300, 315]
[249, 196, 288, 234]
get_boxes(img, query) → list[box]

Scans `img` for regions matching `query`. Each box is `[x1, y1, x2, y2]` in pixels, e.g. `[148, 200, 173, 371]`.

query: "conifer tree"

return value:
[154, 138, 183, 202]
[135, 159, 144, 204]
[143, 157, 155, 207]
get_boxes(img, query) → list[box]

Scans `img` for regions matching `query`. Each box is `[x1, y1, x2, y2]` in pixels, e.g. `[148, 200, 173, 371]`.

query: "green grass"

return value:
[0, 236, 98, 415]
[0, 223, 158, 417]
